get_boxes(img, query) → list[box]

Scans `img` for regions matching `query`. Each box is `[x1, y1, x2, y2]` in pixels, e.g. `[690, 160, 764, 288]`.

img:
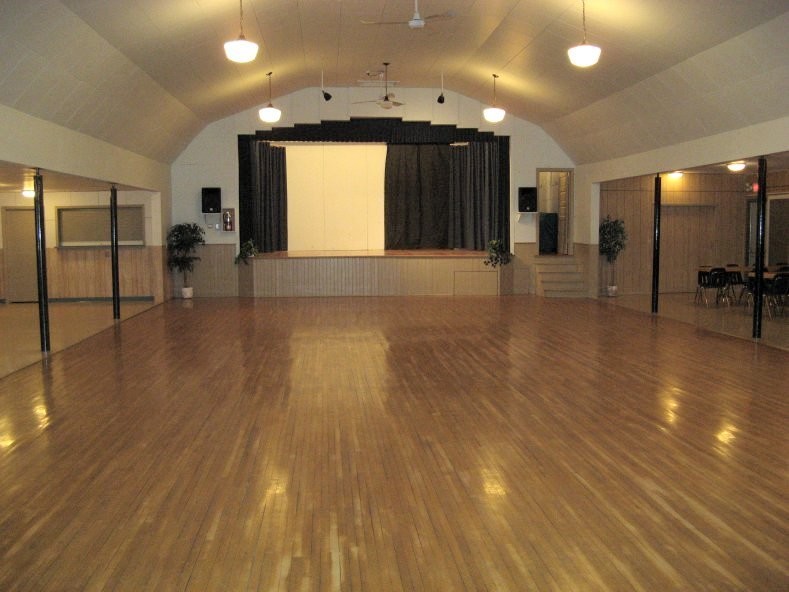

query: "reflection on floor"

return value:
[2, 294, 785, 378]
[0, 301, 155, 378]
[609, 292, 789, 351]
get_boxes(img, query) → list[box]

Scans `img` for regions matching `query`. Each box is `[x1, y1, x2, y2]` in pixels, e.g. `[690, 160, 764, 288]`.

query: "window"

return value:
[57, 206, 145, 247]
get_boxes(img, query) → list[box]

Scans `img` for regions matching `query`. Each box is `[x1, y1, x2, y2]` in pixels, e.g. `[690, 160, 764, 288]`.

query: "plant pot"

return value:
[181, 286, 194, 299]
[606, 285, 618, 297]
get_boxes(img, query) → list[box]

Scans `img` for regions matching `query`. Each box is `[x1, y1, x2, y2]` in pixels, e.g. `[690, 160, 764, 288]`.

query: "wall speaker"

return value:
[201, 187, 221, 213]
[518, 187, 537, 212]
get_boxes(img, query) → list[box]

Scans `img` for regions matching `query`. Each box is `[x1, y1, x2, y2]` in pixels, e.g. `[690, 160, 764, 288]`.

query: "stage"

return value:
[238, 249, 513, 297]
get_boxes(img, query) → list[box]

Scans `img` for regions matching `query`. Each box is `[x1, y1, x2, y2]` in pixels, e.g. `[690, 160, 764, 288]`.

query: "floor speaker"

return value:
[539, 213, 558, 254]
[202, 187, 221, 213]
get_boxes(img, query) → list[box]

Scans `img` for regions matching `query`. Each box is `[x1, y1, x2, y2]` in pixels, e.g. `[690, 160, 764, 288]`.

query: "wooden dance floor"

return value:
[0, 296, 786, 591]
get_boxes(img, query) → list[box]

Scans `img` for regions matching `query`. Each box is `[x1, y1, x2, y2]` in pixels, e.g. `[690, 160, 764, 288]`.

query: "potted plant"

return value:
[166, 222, 205, 299]
[599, 215, 627, 296]
[483, 239, 512, 268]
[234, 238, 259, 265]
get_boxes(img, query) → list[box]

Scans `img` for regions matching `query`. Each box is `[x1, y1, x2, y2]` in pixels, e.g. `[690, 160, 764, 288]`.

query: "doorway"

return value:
[537, 169, 573, 255]
[3, 208, 37, 302]
[746, 194, 789, 266]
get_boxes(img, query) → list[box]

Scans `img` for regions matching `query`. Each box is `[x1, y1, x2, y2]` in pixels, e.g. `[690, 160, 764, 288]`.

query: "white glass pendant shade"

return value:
[568, 43, 601, 67]
[224, 37, 259, 63]
[482, 73, 505, 123]
[259, 104, 281, 123]
[483, 106, 506, 123]
[727, 161, 746, 172]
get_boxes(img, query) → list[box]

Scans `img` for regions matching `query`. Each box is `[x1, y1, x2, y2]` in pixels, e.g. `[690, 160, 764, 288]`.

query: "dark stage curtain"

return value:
[238, 138, 287, 252]
[448, 142, 507, 250]
[385, 144, 451, 249]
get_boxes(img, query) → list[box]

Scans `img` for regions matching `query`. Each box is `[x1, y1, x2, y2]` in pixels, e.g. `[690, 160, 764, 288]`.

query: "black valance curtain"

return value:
[385, 144, 451, 249]
[238, 138, 287, 252]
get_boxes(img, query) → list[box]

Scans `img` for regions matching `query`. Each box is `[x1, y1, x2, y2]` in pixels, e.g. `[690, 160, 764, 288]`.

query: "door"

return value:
[537, 170, 573, 255]
[3, 208, 38, 302]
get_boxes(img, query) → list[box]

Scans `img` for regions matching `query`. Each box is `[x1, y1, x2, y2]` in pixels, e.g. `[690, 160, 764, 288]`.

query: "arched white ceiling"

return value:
[0, 0, 787, 164]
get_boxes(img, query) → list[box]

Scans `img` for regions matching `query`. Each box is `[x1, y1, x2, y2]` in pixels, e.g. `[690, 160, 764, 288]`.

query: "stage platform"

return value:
[239, 249, 512, 297]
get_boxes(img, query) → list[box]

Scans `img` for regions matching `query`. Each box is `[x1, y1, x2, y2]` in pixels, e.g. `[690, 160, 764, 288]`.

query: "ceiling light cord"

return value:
[581, 0, 588, 44]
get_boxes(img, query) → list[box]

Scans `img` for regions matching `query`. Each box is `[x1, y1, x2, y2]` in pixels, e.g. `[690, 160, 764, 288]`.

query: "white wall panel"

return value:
[287, 144, 386, 251]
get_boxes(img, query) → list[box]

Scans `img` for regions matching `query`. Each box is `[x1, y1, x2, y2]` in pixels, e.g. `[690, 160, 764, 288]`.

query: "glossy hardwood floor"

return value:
[611, 293, 789, 352]
[0, 301, 154, 378]
[0, 296, 786, 591]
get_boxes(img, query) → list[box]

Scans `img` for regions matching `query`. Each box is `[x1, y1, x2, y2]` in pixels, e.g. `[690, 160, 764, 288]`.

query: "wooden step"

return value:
[533, 256, 586, 297]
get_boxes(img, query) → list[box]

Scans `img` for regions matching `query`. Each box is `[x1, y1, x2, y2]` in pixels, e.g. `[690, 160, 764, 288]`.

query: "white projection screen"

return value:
[285, 144, 387, 251]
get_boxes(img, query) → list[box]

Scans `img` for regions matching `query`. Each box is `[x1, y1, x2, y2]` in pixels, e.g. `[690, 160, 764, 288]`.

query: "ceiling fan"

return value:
[353, 63, 404, 109]
[361, 0, 455, 29]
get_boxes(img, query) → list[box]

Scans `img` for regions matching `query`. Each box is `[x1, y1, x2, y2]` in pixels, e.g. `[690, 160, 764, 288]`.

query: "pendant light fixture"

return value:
[567, 0, 601, 68]
[224, 0, 259, 63]
[437, 72, 445, 104]
[259, 72, 282, 123]
[482, 74, 505, 123]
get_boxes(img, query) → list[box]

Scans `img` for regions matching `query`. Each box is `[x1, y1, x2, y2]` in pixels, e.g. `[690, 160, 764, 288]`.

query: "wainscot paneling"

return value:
[175, 244, 238, 298]
[241, 253, 499, 297]
[47, 246, 163, 301]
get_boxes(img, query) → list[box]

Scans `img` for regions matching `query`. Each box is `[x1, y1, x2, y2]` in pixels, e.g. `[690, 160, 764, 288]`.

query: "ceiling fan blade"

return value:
[360, 19, 410, 25]
[424, 10, 456, 22]
[351, 99, 379, 104]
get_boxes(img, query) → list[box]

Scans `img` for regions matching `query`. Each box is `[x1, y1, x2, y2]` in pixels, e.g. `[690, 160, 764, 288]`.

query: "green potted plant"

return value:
[599, 215, 627, 296]
[483, 239, 512, 268]
[166, 222, 205, 298]
[234, 238, 259, 265]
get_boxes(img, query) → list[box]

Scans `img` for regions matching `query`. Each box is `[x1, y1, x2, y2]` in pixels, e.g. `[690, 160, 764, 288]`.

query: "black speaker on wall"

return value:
[201, 187, 221, 213]
[518, 187, 537, 212]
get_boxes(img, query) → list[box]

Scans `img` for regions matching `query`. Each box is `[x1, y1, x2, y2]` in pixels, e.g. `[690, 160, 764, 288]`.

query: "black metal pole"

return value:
[752, 156, 767, 339]
[33, 169, 51, 353]
[651, 173, 662, 314]
[110, 184, 121, 320]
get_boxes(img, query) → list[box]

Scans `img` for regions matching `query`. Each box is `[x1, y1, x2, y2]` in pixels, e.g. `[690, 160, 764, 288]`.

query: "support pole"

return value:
[651, 173, 662, 314]
[752, 156, 767, 339]
[110, 184, 121, 320]
[33, 169, 51, 353]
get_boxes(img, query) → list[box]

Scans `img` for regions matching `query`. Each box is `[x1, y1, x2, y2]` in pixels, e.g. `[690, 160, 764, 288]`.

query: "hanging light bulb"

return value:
[259, 72, 282, 123]
[482, 74, 505, 123]
[224, 0, 259, 63]
[568, 0, 601, 68]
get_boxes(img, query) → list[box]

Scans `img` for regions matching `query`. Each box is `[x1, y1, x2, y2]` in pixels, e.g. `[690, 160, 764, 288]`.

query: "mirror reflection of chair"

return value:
[765, 272, 789, 318]
[695, 267, 729, 306]
[725, 264, 746, 303]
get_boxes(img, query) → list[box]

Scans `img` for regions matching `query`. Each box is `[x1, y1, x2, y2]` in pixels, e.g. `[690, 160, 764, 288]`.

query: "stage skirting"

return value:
[238, 250, 512, 297]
